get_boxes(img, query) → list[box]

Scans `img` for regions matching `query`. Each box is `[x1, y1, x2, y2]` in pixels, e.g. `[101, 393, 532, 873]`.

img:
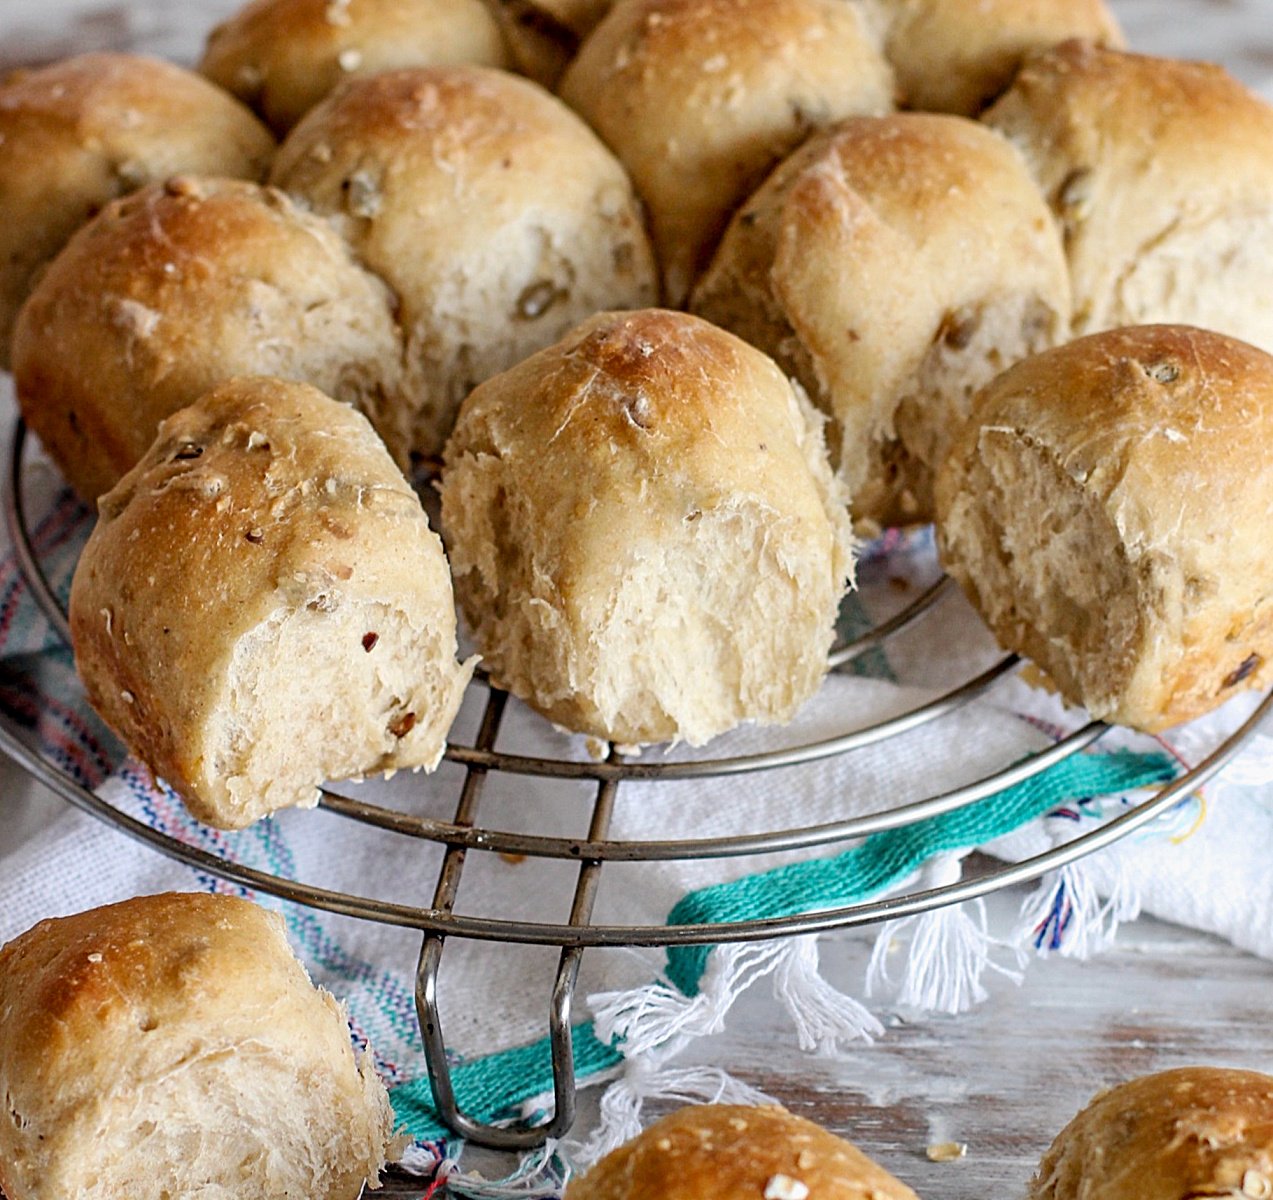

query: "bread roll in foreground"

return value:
[201, 0, 508, 135]
[273, 66, 658, 458]
[440, 310, 854, 746]
[567, 1105, 918, 1200]
[693, 113, 1070, 532]
[559, 0, 894, 305]
[14, 176, 408, 500]
[70, 378, 474, 829]
[0, 52, 273, 367]
[936, 325, 1273, 733]
[872, 0, 1122, 115]
[1032, 1068, 1273, 1200]
[0, 893, 402, 1200]
[985, 42, 1273, 352]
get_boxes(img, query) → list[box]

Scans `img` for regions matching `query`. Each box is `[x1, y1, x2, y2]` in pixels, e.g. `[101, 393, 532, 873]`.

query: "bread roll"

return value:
[935, 325, 1273, 733]
[0, 52, 273, 368]
[693, 113, 1070, 532]
[0, 892, 402, 1200]
[567, 1105, 918, 1200]
[272, 66, 658, 458]
[14, 176, 409, 501]
[984, 41, 1273, 352]
[70, 377, 474, 829]
[1032, 1068, 1273, 1200]
[872, 0, 1122, 116]
[439, 309, 854, 746]
[559, 0, 894, 305]
[488, 0, 614, 87]
[201, 0, 508, 135]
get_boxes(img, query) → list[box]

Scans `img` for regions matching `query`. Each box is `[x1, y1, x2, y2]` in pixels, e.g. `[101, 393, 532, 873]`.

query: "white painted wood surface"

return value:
[1, 2, 1272, 1198]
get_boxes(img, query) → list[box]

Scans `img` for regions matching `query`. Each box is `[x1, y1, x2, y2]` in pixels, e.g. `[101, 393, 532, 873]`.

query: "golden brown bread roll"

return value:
[200, 0, 508, 135]
[1032, 1068, 1273, 1200]
[566, 1105, 918, 1200]
[69, 377, 474, 829]
[693, 113, 1070, 532]
[935, 325, 1273, 733]
[0, 52, 274, 368]
[872, 0, 1123, 116]
[558, 0, 895, 305]
[439, 309, 853, 746]
[984, 41, 1273, 352]
[0, 892, 403, 1200]
[13, 176, 409, 501]
[272, 66, 659, 458]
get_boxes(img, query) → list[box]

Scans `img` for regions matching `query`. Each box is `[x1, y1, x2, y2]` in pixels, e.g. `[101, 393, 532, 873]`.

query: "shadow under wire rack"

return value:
[2, 417, 1270, 1151]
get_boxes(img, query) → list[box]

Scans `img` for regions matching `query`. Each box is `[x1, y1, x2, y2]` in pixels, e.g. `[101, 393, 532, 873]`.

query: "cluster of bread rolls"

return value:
[0, 0, 1269, 839]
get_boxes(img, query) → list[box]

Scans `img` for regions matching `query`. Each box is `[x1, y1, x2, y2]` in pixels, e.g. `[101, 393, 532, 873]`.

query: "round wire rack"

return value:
[3, 416, 1271, 1151]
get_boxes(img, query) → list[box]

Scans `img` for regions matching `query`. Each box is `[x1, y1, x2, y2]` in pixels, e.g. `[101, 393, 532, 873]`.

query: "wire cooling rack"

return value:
[3, 417, 1271, 1151]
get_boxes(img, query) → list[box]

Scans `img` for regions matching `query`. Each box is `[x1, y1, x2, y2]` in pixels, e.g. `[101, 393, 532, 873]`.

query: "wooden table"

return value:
[2, 2, 1272, 1198]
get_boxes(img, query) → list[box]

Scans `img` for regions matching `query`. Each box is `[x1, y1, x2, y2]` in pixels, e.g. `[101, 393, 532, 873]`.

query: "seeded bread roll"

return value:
[935, 325, 1273, 733]
[984, 42, 1273, 352]
[200, 0, 508, 135]
[0, 893, 402, 1200]
[871, 0, 1122, 116]
[559, 0, 894, 305]
[693, 113, 1070, 532]
[440, 309, 854, 746]
[69, 377, 474, 829]
[566, 1105, 918, 1200]
[1032, 1068, 1273, 1200]
[0, 52, 273, 368]
[13, 176, 409, 501]
[272, 66, 658, 458]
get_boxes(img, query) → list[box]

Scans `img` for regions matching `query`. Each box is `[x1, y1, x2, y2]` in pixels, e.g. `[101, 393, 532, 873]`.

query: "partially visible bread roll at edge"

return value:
[559, 0, 895, 305]
[70, 377, 474, 829]
[200, 0, 508, 135]
[984, 41, 1273, 353]
[1031, 1068, 1273, 1200]
[693, 113, 1070, 532]
[440, 309, 854, 747]
[14, 176, 409, 501]
[0, 892, 403, 1200]
[935, 325, 1273, 733]
[0, 52, 274, 368]
[566, 1105, 918, 1200]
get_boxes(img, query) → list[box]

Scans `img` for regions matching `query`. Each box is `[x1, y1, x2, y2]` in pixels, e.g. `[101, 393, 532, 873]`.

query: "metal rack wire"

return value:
[3, 416, 1270, 1150]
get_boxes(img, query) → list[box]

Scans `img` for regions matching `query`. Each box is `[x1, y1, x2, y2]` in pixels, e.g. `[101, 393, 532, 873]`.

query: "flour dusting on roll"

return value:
[70, 377, 475, 830]
[440, 309, 853, 747]
[0, 893, 403, 1200]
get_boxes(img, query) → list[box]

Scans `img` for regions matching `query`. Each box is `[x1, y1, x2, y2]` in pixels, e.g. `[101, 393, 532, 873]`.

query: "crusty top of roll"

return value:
[201, 0, 508, 135]
[13, 175, 407, 500]
[559, 0, 894, 305]
[1032, 1069, 1273, 1200]
[984, 41, 1273, 344]
[567, 1106, 918, 1200]
[872, 0, 1123, 115]
[0, 52, 273, 367]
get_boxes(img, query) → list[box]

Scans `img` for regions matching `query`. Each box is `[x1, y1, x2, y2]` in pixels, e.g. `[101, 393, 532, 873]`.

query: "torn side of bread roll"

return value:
[984, 40, 1273, 352]
[935, 325, 1273, 733]
[694, 113, 1069, 533]
[559, 0, 895, 306]
[870, 0, 1123, 116]
[1032, 1068, 1273, 1200]
[200, 0, 508, 135]
[0, 892, 404, 1200]
[566, 1105, 918, 1200]
[440, 309, 854, 747]
[272, 65, 658, 459]
[13, 176, 409, 501]
[0, 52, 274, 369]
[70, 377, 474, 830]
